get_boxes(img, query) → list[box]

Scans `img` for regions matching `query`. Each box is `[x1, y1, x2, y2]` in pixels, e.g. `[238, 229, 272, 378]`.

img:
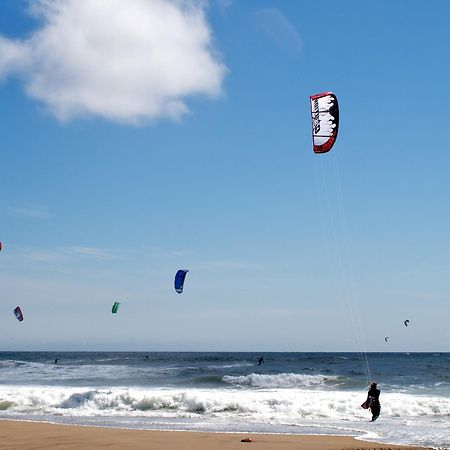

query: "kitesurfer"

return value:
[366, 382, 381, 421]
[54, 359, 58, 364]
[257, 356, 264, 366]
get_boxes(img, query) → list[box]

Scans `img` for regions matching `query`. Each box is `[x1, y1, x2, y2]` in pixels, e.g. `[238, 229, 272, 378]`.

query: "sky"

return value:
[0, 0, 449, 352]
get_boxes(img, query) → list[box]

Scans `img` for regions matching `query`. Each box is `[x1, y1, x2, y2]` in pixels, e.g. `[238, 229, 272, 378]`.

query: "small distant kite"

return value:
[384, 337, 389, 342]
[112, 301, 120, 314]
[14, 306, 24, 322]
[404, 320, 410, 327]
[174, 269, 189, 294]
[310, 92, 339, 154]
[0, 241, 2, 252]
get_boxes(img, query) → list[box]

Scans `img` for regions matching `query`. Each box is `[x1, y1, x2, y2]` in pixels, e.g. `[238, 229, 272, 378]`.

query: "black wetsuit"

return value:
[367, 387, 381, 421]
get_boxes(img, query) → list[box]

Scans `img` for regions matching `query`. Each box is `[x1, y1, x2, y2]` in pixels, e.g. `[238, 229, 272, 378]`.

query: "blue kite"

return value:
[174, 270, 189, 294]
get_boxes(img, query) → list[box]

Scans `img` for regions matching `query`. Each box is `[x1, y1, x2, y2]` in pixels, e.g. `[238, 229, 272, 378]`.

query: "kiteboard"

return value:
[362, 396, 376, 410]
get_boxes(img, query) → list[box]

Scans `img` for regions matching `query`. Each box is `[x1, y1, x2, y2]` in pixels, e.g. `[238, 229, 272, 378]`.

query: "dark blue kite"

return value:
[174, 269, 189, 294]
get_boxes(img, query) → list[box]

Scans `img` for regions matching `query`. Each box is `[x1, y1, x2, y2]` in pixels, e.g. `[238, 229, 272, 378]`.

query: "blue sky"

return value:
[0, 0, 449, 352]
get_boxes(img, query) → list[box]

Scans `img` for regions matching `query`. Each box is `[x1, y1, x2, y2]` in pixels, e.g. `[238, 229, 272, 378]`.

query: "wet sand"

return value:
[0, 420, 432, 450]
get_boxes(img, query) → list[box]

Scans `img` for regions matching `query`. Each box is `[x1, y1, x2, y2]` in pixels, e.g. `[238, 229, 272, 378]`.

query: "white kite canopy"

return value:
[310, 92, 339, 154]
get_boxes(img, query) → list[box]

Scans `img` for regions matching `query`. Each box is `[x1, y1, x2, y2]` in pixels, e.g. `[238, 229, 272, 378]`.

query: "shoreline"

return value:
[0, 420, 433, 450]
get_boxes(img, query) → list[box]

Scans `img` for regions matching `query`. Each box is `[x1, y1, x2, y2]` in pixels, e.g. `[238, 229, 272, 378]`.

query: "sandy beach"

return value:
[0, 420, 433, 450]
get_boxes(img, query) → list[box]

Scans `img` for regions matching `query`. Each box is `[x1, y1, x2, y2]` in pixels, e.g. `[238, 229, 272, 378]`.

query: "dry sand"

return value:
[0, 420, 433, 450]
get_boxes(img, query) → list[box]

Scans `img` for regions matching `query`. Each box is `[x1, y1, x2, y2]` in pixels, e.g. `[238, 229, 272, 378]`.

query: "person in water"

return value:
[257, 356, 264, 366]
[366, 382, 381, 421]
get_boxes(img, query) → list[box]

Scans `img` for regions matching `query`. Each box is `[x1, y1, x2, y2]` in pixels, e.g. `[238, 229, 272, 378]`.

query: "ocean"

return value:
[0, 352, 448, 448]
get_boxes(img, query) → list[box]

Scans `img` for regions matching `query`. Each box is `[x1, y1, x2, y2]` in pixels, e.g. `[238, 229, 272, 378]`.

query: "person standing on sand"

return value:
[366, 382, 381, 421]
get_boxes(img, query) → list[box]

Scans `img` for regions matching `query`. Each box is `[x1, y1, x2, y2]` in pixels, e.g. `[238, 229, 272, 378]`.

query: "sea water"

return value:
[0, 352, 448, 448]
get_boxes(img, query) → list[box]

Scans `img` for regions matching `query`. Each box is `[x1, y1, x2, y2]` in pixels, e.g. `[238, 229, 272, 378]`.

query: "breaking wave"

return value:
[1, 385, 449, 448]
[222, 373, 342, 389]
[1, 385, 449, 421]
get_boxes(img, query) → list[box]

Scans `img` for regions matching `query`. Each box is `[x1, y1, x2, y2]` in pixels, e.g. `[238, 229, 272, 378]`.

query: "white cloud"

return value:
[140, 246, 196, 259]
[0, 0, 226, 124]
[196, 259, 262, 270]
[7, 205, 51, 220]
[0, 36, 30, 78]
[16, 246, 120, 263]
[216, 0, 233, 17]
[63, 246, 119, 260]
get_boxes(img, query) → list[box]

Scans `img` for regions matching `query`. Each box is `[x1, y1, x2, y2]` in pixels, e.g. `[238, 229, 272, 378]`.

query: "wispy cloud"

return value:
[216, 0, 233, 17]
[7, 205, 51, 220]
[6, 245, 196, 266]
[63, 246, 119, 260]
[196, 260, 262, 271]
[17, 249, 64, 263]
[252, 8, 302, 55]
[0, 0, 227, 124]
[18, 246, 120, 263]
[141, 246, 196, 259]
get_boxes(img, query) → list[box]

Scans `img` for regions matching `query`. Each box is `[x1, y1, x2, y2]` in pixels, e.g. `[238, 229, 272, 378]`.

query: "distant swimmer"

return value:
[145, 355, 149, 360]
[362, 382, 381, 421]
[257, 356, 264, 366]
[54, 359, 58, 364]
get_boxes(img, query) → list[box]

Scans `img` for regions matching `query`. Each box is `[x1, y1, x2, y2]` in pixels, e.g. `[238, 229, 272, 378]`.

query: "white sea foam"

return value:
[0, 385, 449, 447]
[206, 363, 254, 369]
[1, 385, 449, 419]
[0, 359, 172, 384]
[222, 373, 341, 389]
